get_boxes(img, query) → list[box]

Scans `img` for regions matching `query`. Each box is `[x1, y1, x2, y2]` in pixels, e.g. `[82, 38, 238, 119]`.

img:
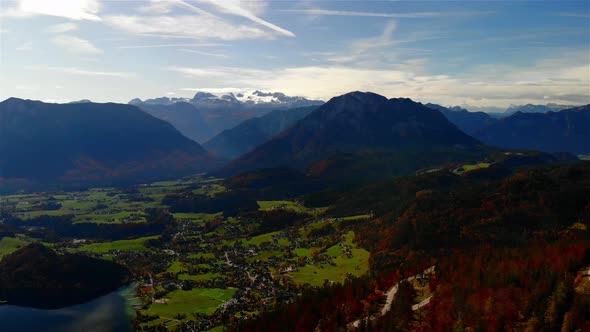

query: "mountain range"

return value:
[425, 103, 498, 135]
[203, 106, 318, 159]
[222, 92, 484, 177]
[474, 105, 590, 154]
[1, 93, 587, 192]
[130, 91, 324, 140]
[0, 98, 220, 190]
[504, 103, 578, 115]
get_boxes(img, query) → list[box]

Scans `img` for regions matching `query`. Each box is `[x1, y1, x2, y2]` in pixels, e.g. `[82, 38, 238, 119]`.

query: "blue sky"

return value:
[0, 0, 589, 107]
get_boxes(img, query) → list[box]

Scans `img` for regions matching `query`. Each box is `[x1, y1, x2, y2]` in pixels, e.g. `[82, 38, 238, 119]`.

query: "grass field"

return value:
[167, 260, 190, 273]
[172, 212, 222, 223]
[145, 288, 236, 318]
[76, 236, 157, 253]
[453, 162, 491, 175]
[290, 231, 370, 286]
[257, 200, 307, 212]
[2, 175, 224, 226]
[257, 200, 327, 215]
[0, 236, 29, 258]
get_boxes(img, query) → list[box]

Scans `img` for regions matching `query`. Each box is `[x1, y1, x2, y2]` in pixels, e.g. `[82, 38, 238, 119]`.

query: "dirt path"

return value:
[350, 266, 435, 329]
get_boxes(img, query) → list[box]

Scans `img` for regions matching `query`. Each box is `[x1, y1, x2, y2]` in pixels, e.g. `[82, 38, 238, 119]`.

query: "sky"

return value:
[0, 0, 589, 108]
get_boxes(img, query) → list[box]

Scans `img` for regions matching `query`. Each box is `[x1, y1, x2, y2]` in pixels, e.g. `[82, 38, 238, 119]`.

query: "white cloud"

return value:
[106, 0, 293, 40]
[52, 35, 102, 55]
[179, 49, 229, 58]
[167, 51, 590, 106]
[119, 43, 220, 49]
[2, 0, 101, 21]
[180, 87, 251, 93]
[317, 20, 403, 66]
[138, 1, 175, 15]
[105, 14, 273, 40]
[351, 21, 396, 51]
[194, 0, 295, 37]
[47, 23, 79, 34]
[283, 9, 491, 19]
[26, 66, 136, 78]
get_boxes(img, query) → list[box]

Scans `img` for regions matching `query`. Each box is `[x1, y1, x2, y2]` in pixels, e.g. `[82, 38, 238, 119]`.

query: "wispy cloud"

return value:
[106, 0, 293, 41]
[320, 20, 406, 66]
[179, 49, 229, 58]
[1, 0, 101, 21]
[105, 14, 274, 40]
[283, 9, 491, 19]
[119, 43, 221, 49]
[26, 66, 136, 78]
[167, 50, 590, 106]
[194, 0, 295, 37]
[52, 35, 102, 55]
[47, 23, 79, 34]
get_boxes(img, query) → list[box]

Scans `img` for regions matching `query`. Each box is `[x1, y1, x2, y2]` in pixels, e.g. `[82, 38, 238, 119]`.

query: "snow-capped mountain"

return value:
[130, 90, 324, 110]
[129, 91, 324, 141]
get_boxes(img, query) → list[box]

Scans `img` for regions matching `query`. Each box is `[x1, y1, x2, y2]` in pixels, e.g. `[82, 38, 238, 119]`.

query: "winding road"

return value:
[350, 266, 435, 329]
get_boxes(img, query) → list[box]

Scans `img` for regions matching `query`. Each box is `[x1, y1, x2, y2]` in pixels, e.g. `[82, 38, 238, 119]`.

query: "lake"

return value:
[0, 284, 138, 332]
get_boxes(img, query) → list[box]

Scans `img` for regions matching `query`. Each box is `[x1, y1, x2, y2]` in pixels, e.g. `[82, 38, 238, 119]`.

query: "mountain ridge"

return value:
[203, 105, 318, 159]
[474, 104, 590, 154]
[221, 91, 483, 176]
[0, 98, 220, 191]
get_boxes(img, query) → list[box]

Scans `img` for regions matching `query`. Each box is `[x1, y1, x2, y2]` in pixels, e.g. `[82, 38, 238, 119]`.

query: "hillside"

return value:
[0, 243, 131, 308]
[132, 102, 214, 143]
[474, 104, 590, 154]
[236, 162, 590, 332]
[425, 103, 498, 135]
[0, 98, 220, 190]
[203, 106, 317, 159]
[223, 91, 484, 176]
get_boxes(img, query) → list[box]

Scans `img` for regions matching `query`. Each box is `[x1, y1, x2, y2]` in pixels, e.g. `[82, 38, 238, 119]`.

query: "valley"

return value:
[2, 1, 589, 330]
[0, 175, 374, 331]
[2, 158, 589, 331]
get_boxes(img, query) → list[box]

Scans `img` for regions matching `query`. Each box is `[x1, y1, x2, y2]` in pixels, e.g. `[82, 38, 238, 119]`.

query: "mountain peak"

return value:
[223, 91, 480, 175]
[192, 92, 216, 101]
[331, 91, 388, 104]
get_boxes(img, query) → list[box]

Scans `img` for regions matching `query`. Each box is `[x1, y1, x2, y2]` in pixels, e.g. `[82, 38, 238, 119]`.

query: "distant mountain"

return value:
[425, 103, 498, 135]
[130, 91, 324, 136]
[0, 98, 220, 190]
[131, 102, 214, 143]
[474, 105, 590, 154]
[222, 92, 484, 177]
[68, 99, 93, 104]
[460, 105, 506, 117]
[505, 103, 578, 115]
[203, 106, 318, 159]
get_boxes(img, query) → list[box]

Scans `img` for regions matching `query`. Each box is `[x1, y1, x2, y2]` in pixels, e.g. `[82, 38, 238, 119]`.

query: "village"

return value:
[64, 202, 372, 331]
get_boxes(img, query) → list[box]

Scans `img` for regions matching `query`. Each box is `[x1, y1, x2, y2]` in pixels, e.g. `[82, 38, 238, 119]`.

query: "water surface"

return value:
[0, 285, 138, 332]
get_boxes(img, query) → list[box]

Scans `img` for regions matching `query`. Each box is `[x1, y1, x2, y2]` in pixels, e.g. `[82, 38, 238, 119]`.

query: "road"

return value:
[350, 266, 435, 329]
